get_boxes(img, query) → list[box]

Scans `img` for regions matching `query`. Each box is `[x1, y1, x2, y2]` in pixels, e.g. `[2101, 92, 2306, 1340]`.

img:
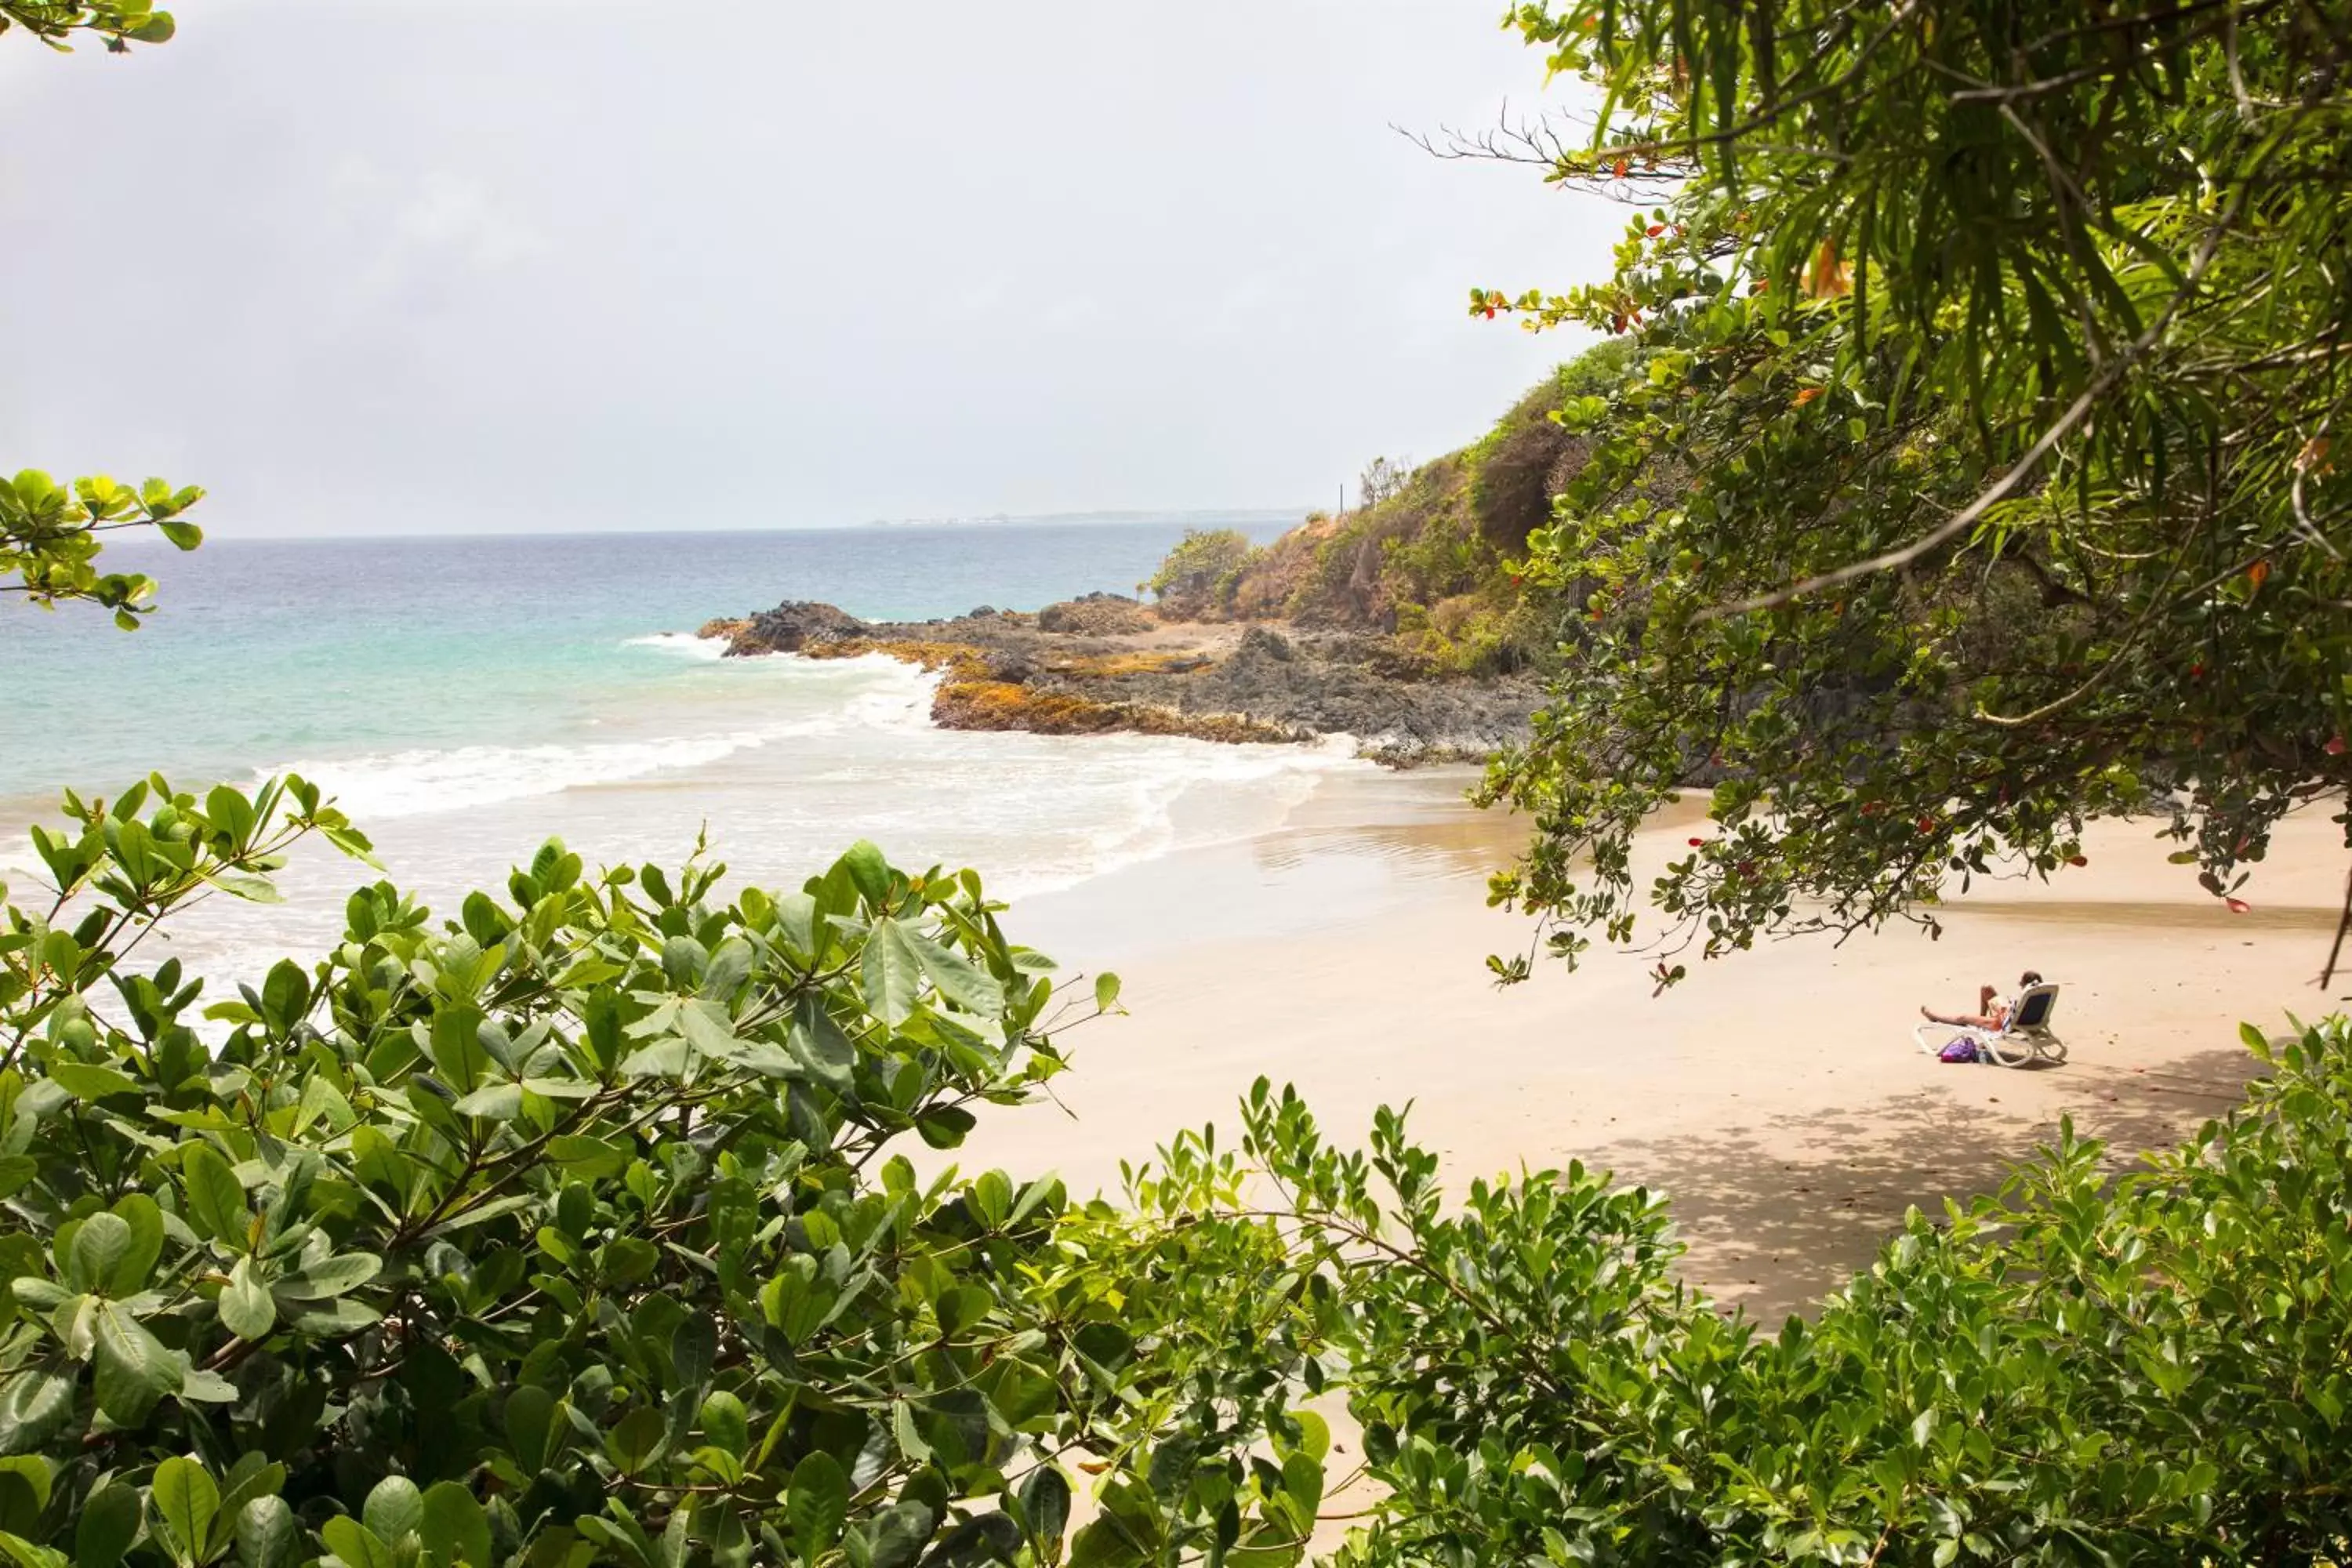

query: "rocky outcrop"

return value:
[1036, 593, 1155, 636]
[712, 597, 1540, 765]
[710, 601, 870, 656]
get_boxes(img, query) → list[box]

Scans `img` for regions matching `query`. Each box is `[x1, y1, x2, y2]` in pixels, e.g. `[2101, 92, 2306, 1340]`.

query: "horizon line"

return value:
[104, 506, 1322, 546]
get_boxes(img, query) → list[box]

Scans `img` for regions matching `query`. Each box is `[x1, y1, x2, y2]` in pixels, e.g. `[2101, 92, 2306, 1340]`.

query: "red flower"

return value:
[2067, 854, 2088, 866]
[1688, 837, 1705, 847]
[2226, 897, 2252, 915]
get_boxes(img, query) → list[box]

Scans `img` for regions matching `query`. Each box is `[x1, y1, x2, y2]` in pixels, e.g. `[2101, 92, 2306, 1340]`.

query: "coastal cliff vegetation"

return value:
[9, 1, 2352, 1566]
[1142, 342, 1641, 678]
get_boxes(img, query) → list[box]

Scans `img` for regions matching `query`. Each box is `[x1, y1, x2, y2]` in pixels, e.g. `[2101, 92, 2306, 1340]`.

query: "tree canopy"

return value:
[1467, 0, 2352, 984]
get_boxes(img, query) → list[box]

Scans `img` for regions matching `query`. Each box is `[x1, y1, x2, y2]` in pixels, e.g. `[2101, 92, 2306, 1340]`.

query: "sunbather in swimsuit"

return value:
[1921, 969, 2042, 1030]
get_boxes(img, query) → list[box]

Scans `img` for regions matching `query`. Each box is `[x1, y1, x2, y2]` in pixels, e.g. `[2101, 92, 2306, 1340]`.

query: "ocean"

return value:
[0, 519, 1370, 979]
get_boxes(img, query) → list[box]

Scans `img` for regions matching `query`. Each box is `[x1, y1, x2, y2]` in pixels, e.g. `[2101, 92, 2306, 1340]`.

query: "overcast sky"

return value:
[0, 2, 1617, 537]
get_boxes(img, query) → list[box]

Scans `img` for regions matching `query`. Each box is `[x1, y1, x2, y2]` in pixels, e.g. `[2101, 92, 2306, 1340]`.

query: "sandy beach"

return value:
[971, 769, 2350, 1320]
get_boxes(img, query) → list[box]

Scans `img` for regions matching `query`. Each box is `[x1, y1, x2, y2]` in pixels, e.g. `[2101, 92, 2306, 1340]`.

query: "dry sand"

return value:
[970, 768, 2350, 1320]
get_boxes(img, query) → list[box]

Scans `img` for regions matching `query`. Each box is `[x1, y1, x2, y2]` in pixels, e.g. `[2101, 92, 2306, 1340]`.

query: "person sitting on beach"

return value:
[1921, 970, 2043, 1030]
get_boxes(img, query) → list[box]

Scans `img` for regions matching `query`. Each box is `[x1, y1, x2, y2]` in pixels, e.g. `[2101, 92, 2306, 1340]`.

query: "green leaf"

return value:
[72, 1483, 140, 1568]
[419, 1483, 491, 1567]
[699, 1391, 749, 1457]
[863, 1502, 935, 1568]
[151, 1456, 219, 1568]
[45, 1062, 140, 1104]
[103, 1196, 163, 1297]
[219, 1257, 275, 1341]
[451, 1082, 522, 1122]
[234, 1498, 298, 1568]
[971, 1171, 1012, 1229]
[606, 1406, 666, 1473]
[786, 1451, 848, 1563]
[0, 1369, 74, 1456]
[862, 918, 923, 1026]
[671, 1313, 717, 1389]
[0, 1460, 48, 1537]
[67, 1214, 131, 1296]
[274, 1252, 380, 1301]
[419, 1486, 492, 1568]
[789, 997, 856, 1091]
[902, 924, 1004, 1015]
[92, 1301, 180, 1422]
[1094, 972, 1121, 1011]
[1280, 1451, 1323, 1516]
[839, 840, 892, 909]
[320, 1518, 394, 1568]
[155, 517, 201, 550]
[891, 1399, 932, 1464]
[1017, 1466, 1072, 1553]
[204, 871, 283, 904]
[546, 1135, 631, 1178]
[504, 1386, 557, 1474]
[363, 1477, 423, 1544]
[180, 1144, 249, 1247]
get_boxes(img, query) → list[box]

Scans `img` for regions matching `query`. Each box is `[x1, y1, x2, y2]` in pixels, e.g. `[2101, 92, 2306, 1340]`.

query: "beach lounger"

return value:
[1912, 982, 2068, 1068]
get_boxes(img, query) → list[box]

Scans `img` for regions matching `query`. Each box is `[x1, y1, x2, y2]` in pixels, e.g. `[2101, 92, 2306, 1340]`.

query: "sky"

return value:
[0, 2, 1621, 537]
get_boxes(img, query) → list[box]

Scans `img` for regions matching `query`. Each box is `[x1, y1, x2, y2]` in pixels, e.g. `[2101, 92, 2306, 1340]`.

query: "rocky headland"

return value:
[686, 359, 1644, 763]
[695, 594, 1542, 766]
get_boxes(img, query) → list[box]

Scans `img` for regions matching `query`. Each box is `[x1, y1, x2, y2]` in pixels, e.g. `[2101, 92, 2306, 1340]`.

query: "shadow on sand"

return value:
[1595, 1045, 2262, 1323]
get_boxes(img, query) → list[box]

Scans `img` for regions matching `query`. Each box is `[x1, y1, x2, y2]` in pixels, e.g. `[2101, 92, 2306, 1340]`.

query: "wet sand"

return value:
[974, 771, 2350, 1320]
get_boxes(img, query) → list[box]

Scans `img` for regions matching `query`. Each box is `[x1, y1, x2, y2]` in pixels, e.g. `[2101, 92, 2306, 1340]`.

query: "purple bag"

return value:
[1939, 1036, 1983, 1065]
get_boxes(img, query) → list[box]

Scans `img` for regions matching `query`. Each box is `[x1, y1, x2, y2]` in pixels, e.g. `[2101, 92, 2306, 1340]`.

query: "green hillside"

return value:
[1152, 339, 1635, 672]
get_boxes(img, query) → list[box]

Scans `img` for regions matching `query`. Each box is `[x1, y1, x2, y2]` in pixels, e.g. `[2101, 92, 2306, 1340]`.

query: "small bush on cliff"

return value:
[1144, 528, 1256, 617]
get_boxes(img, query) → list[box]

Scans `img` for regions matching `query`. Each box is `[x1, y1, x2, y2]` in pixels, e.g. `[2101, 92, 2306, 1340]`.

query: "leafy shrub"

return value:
[0, 776, 1338, 1568]
[1144, 529, 1256, 617]
[1109, 1019, 2352, 1565]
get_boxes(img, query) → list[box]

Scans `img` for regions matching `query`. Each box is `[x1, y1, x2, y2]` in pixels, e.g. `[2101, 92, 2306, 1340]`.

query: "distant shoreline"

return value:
[90, 510, 1317, 548]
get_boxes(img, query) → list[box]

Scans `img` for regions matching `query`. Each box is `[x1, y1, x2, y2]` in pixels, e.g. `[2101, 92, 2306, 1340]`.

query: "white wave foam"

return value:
[263, 730, 794, 819]
[623, 632, 729, 660]
[260, 651, 949, 821]
[987, 735, 1372, 899]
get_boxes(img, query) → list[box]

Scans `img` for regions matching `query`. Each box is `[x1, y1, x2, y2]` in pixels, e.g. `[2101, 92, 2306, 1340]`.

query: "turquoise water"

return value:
[2, 519, 1370, 985]
[0, 521, 1291, 804]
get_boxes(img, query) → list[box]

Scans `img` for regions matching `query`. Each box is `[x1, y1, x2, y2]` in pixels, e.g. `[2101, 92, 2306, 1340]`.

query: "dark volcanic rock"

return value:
[724, 601, 869, 656]
[715, 593, 1539, 764]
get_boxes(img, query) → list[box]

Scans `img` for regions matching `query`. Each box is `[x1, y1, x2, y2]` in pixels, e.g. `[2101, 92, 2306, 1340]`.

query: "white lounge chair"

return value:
[1912, 982, 2067, 1068]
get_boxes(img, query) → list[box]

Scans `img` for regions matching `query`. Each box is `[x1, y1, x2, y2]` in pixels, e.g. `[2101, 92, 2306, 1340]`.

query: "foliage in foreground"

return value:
[4, 772, 2350, 1568]
[1465, 0, 2352, 980]
[0, 776, 1341, 1568]
[1110, 1018, 2352, 1566]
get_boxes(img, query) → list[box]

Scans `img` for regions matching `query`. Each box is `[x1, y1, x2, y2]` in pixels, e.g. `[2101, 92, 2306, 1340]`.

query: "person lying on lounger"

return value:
[1921, 969, 2043, 1030]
